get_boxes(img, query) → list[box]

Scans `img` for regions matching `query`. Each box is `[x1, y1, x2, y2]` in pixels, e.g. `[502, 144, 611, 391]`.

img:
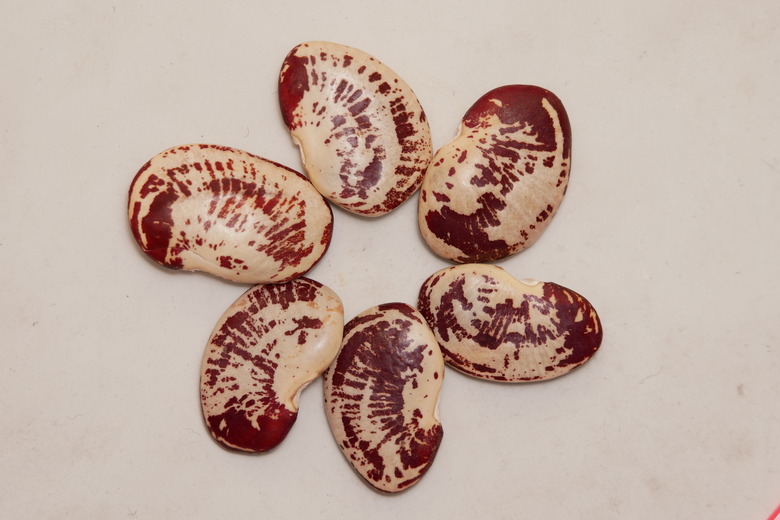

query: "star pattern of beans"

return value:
[127, 40, 602, 494]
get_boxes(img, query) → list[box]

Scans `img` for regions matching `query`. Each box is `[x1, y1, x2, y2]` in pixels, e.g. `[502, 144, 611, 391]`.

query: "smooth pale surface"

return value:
[2, 2, 779, 519]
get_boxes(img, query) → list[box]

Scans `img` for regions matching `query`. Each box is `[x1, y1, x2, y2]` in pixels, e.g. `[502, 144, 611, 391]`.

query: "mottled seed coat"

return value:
[418, 85, 571, 263]
[418, 264, 601, 382]
[128, 144, 333, 284]
[279, 41, 432, 217]
[324, 303, 444, 493]
[201, 278, 344, 452]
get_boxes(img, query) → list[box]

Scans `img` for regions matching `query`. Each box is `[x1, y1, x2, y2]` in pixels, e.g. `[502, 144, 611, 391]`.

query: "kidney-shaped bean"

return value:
[279, 41, 432, 217]
[324, 303, 443, 493]
[201, 278, 344, 452]
[128, 144, 333, 284]
[418, 264, 601, 382]
[418, 85, 571, 263]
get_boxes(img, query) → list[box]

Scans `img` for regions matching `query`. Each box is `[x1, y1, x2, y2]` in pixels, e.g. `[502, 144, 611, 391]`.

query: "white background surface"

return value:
[2, 1, 778, 518]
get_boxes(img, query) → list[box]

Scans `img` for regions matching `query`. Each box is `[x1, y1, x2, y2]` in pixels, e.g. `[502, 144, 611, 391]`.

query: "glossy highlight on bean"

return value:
[279, 41, 432, 217]
[418, 85, 571, 263]
[128, 144, 333, 284]
[324, 303, 444, 493]
[418, 264, 601, 382]
[201, 278, 344, 452]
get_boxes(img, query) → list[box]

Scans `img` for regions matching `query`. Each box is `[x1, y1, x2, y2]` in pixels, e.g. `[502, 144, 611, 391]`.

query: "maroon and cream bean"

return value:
[128, 144, 333, 284]
[418, 85, 571, 263]
[418, 264, 601, 382]
[279, 41, 432, 217]
[200, 278, 344, 452]
[324, 303, 443, 493]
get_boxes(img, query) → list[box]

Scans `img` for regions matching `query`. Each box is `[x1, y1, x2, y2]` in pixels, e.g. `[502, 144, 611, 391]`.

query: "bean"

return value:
[418, 264, 601, 382]
[128, 144, 333, 283]
[324, 303, 444, 492]
[201, 278, 344, 452]
[279, 41, 432, 217]
[418, 85, 571, 262]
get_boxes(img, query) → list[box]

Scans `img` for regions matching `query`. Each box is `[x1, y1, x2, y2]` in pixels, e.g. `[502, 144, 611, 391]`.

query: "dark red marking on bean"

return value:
[205, 404, 297, 453]
[462, 85, 571, 159]
[333, 79, 348, 103]
[543, 283, 602, 368]
[423, 192, 511, 263]
[286, 315, 324, 345]
[137, 171, 164, 200]
[432, 192, 450, 203]
[349, 97, 371, 116]
[278, 52, 311, 130]
[355, 115, 371, 130]
[338, 151, 384, 200]
[536, 204, 554, 223]
[131, 181, 181, 267]
[346, 88, 363, 104]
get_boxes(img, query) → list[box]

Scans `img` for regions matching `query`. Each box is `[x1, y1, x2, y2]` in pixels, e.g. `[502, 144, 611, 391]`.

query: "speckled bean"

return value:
[200, 278, 344, 452]
[128, 144, 333, 284]
[418, 85, 571, 262]
[418, 264, 601, 382]
[279, 41, 432, 217]
[324, 303, 443, 493]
